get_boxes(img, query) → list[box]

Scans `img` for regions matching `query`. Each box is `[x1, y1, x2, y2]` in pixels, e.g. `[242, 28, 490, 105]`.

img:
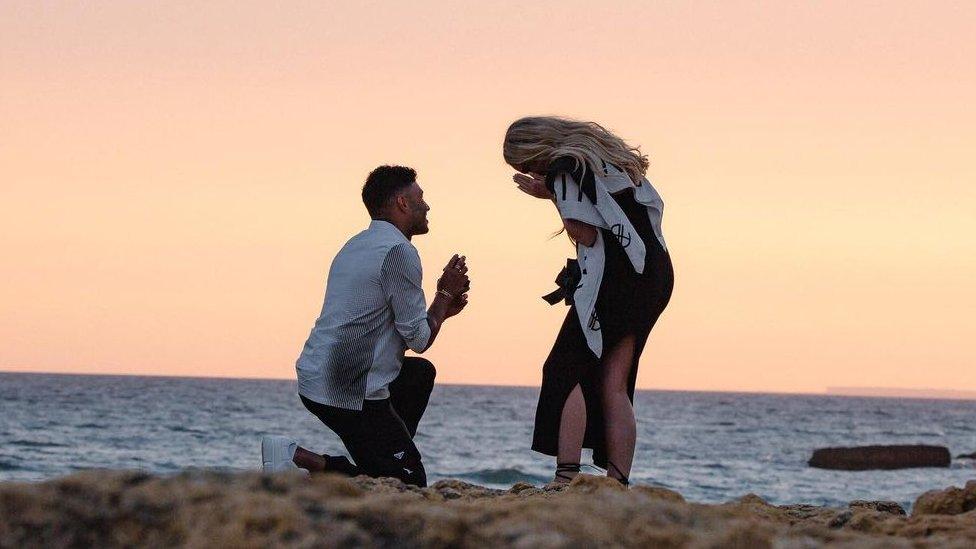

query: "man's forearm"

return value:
[422, 292, 453, 352]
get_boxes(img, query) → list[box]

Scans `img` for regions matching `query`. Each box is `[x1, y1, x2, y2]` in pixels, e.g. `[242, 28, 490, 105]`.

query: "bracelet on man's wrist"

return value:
[437, 289, 454, 300]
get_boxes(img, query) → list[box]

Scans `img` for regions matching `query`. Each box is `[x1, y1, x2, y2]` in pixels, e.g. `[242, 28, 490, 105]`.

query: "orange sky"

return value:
[2, 1, 975, 393]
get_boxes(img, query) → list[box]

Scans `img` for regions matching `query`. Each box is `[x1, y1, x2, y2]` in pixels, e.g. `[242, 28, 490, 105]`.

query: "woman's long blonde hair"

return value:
[503, 116, 649, 184]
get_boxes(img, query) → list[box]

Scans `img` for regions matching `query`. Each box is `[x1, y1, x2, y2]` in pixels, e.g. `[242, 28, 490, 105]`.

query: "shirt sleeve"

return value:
[552, 171, 606, 227]
[380, 242, 432, 353]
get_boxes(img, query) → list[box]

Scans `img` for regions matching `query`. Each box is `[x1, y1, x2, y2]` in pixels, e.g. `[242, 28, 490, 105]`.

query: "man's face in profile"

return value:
[403, 181, 430, 236]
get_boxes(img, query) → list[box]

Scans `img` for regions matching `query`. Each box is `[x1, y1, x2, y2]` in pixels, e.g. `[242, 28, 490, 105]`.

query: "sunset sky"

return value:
[3, 1, 975, 394]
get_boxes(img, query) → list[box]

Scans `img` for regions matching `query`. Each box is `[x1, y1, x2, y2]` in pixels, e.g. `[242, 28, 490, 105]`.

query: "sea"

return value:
[1, 372, 974, 510]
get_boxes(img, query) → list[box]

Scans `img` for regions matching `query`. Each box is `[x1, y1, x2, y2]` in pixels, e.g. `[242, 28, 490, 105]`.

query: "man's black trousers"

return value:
[300, 357, 435, 487]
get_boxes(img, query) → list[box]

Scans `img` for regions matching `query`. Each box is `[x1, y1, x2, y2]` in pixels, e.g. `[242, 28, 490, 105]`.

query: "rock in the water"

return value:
[956, 451, 976, 459]
[808, 445, 950, 470]
[913, 481, 976, 516]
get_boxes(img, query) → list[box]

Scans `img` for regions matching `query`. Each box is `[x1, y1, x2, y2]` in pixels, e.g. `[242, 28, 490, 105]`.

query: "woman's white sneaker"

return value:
[261, 435, 299, 473]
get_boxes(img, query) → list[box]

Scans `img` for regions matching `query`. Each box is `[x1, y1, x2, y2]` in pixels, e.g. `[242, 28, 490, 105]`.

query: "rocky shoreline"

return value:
[1, 471, 974, 547]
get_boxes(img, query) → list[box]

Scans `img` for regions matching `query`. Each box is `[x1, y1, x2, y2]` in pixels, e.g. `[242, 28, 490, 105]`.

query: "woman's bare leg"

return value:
[554, 384, 586, 483]
[601, 335, 637, 483]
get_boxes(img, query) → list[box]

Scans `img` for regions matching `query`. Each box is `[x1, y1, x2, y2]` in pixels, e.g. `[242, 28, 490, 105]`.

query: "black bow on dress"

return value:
[542, 258, 582, 306]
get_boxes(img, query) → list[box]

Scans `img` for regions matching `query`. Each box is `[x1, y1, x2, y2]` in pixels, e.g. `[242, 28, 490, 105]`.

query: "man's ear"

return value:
[394, 193, 409, 213]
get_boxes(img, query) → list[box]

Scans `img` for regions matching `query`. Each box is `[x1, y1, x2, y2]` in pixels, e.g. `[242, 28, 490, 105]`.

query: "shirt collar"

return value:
[368, 219, 409, 241]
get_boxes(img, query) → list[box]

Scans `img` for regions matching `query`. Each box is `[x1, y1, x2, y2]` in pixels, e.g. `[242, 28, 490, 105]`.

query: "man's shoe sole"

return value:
[261, 436, 277, 472]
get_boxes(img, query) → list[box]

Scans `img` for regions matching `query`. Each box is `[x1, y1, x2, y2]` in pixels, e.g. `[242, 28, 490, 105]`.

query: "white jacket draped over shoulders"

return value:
[544, 157, 667, 358]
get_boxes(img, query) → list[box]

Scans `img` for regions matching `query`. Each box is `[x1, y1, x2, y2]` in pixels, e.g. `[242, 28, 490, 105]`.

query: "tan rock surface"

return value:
[1, 471, 975, 547]
[912, 480, 976, 516]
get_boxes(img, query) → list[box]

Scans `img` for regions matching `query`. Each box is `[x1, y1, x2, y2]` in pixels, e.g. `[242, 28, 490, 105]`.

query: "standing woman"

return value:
[503, 116, 674, 485]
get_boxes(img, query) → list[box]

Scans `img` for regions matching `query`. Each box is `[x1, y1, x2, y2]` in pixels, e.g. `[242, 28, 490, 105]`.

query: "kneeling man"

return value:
[263, 165, 469, 486]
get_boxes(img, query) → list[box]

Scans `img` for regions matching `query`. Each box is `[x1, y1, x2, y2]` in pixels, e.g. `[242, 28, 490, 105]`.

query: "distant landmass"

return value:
[826, 387, 976, 401]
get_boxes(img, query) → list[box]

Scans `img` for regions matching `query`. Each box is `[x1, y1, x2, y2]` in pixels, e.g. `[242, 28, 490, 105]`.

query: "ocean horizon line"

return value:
[3, 369, 974, 402]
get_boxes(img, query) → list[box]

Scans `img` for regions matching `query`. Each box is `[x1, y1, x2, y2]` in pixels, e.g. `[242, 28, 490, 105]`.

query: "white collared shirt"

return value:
[296, 220, 431, 410]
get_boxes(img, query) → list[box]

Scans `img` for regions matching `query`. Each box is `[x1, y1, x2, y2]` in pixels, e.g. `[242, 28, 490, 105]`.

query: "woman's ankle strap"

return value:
[555, 462, 581, 481]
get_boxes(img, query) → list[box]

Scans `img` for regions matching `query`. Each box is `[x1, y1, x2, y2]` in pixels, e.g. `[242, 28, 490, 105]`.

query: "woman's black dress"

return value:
[531, 187, 674, 468]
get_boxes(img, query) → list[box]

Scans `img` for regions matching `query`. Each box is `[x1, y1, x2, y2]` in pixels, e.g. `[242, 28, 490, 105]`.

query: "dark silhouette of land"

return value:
[826, 387, 976, 401]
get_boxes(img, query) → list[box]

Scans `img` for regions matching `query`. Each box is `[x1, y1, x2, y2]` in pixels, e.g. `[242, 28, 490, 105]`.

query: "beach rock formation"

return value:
[2, 470, 976, 547]
[912, 481, 976, 516]
[848, 500, 906, 516]
[808, 445, 951, 470]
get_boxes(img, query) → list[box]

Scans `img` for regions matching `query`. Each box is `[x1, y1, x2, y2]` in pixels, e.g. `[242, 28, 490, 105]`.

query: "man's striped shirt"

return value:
[296, 220, 431, 410]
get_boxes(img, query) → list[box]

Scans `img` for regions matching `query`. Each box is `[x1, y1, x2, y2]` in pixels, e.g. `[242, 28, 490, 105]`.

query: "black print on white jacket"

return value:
[544, 157, 667, 358]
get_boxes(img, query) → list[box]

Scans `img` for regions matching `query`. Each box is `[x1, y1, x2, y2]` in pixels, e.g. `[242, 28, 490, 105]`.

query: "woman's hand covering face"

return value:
[513, 172, 553, 200]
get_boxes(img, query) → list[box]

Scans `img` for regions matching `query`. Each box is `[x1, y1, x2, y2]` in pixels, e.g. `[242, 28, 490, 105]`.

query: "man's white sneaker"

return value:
[261, 435, 299, 473]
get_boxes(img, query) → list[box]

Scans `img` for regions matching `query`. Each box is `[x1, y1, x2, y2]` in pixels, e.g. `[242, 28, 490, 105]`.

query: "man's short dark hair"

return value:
[362, 165, 417, 218]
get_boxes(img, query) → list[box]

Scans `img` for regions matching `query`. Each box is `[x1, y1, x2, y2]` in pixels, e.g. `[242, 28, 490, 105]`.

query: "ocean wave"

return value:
[167, 426, 207, 435]
[0, 459, 22, 472]
[875, 430, 946, 437]
[450, 468, 549, 485]
[8, 440, 67, 448]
